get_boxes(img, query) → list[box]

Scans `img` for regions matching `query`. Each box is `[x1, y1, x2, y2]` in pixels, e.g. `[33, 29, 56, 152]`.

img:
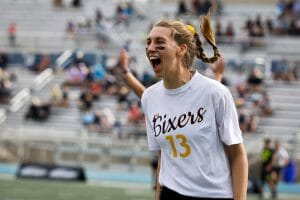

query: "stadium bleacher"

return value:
[0, 0, 300, 199]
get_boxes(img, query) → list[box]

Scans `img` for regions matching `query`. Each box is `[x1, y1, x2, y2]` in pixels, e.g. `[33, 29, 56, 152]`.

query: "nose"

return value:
[146, 42, 157, 53]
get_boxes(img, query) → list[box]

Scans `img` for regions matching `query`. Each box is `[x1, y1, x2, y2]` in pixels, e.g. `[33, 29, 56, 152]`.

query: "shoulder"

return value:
[141, 80, 163, 108]
[196, 72, 230, 97]
[142, 80, 162, 98]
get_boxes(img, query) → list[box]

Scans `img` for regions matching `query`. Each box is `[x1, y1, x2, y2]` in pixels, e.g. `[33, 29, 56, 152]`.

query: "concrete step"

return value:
[268, 88, 300, 97]
[272, 110, 300, 119]
[258, 125, 299, 135]
[270, 95, 300, 104]
[259, 118, 300, 127]
[271, 103, 300, 111]
[265, 80, 300, 88]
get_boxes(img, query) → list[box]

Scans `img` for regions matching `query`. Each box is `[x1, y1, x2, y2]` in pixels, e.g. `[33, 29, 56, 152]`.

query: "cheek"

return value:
[156, 46, 165, 51]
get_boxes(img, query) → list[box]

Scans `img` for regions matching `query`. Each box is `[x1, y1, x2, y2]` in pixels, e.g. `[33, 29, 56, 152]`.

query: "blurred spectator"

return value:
[270, 59, 296, 81]
[50, 84, 69, 107]
[61, 84, 70, 107]
[95, 8, 103, 25]
[246, 114, 258, 133]
[53, 0, 64, 7]
[26, 53, 51, 72]
[81, 110, 96, 126]
[37, 54, 51, 72]
[115, 2, 129, 25]
[25, 97, 51, 121]
[127, 100, 143, 124]
[117, 85, 129, 109]
[225, 21, 235, 42]
[259, 138, 275, 199]
[211, 0, 223, 15]
[65, 20, 76, 38]
[66, 64, 86, 86]
[270, 140, 290, 199]
[177, 0, 188, 16]
[71, 0, 81, 8]
[51, 84, 62, 103]
[7, 22, 17, 47]
[215, 18, 223, 40]
[192, 0, 200, 15]
[238, 109, 247, 132]
[79, 90, 93, 111]
[75, 51, 89, 66]
[251, 96, 262, 117]
[277, 0, 287, 16]
[0, 52, 8, 69]
[288, 18, 300, 35]
[203, 0, 212, 14]
[0, 68, 13, 102]
[25, 51, 36, 70]
[101, 107, 116, 129]
[192, 0, 204, 15]
[89, 82, 103, 100]
[260, 91, 273, 117]
[272, 140, 289, 179]
[265, 17, 274, 34]
[247, 68, 264, 92]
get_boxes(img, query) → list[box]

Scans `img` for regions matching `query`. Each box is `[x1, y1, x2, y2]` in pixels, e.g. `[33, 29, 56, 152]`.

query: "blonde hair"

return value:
[153, 13, 221, 69]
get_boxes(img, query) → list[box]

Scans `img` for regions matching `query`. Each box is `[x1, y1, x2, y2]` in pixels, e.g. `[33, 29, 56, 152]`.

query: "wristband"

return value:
[122, 68, 130, 74]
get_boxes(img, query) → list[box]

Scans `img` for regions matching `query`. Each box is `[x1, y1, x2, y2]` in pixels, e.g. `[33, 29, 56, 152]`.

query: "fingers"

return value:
[119, 48, 129, 69]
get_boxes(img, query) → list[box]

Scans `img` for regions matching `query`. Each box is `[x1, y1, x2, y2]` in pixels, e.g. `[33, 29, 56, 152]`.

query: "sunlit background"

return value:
[0, 0, 299, 199]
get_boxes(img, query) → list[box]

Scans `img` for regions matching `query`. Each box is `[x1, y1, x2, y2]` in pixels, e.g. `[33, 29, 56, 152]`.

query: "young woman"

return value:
[119, 15, 248, 200]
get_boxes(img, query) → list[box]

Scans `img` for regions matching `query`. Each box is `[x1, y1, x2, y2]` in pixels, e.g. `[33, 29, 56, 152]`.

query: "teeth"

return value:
[149, 56, 159, 60]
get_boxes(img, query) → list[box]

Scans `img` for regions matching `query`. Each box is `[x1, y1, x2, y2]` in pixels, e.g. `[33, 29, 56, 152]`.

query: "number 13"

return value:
[165, 134, 191, 158]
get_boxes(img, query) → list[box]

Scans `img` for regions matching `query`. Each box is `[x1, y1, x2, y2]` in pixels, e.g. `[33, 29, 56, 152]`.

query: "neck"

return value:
[163, 66, 193, 89]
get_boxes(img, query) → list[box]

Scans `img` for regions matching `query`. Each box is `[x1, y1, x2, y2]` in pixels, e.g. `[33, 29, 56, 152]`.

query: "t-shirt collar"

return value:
[163, 71, 199, 95]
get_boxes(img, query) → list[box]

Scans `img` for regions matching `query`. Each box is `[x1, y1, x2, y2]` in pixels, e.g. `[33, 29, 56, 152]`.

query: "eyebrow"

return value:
[146, 36, 167, 42]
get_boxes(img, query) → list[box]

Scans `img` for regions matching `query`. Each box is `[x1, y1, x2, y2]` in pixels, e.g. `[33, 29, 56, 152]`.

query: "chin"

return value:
[154, 71, 163, 78]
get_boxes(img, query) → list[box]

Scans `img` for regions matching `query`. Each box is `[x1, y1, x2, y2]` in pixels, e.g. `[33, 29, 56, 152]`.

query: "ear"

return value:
[178, 44, 188, 56]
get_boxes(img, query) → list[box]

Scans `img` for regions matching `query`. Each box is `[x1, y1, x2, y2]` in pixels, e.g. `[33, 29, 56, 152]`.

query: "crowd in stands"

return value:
[1, 47, 299, 135]
[242, 0, 300, 39]
[53, 0, 82, 8]
[271, 58, 299, 81]
[0, 53, 15, 103]
[198, 59, 274, 134]
[27, 54, 52, 73]
[64, 1, 144, 47]
[43, 50, 145, 135]
[204, 0, 300, 52]
[176, 0, 223, 16]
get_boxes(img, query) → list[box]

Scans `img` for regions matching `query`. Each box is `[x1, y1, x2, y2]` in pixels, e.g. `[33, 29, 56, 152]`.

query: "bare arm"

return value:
[155, 151, 161, 200]
[225, 143, 248, 200]
[211, 56, 225, 82]
[119, 49, 145, 98]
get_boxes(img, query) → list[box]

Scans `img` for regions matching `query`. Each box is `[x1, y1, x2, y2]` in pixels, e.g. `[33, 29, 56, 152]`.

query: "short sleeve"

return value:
[141, 91, 160, 151]
[215, 87, 243, 145]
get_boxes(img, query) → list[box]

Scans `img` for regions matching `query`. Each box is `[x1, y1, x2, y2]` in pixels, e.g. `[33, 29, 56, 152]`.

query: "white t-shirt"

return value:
[141, 71, 243, 198]
[274, 147, 289, 168]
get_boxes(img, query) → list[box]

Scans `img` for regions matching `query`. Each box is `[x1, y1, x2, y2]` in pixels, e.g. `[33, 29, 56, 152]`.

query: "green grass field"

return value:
[0, 178, 299, 200]
[0, 178, 154, 200]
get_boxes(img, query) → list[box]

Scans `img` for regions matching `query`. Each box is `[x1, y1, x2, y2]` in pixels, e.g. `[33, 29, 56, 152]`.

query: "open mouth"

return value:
[149, 57, 161, 72]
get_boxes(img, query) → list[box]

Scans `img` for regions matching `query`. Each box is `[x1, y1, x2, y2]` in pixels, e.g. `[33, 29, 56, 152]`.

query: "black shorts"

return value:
[160, 186, 233, 200]
[261, 168, 271, 183]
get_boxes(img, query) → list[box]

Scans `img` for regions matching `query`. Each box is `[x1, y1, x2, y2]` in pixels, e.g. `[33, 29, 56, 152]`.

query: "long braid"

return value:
[194, 33, 220, 63]
[194, 12, 221, 63]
